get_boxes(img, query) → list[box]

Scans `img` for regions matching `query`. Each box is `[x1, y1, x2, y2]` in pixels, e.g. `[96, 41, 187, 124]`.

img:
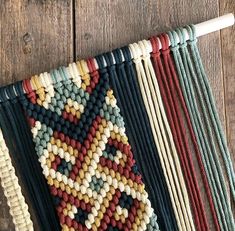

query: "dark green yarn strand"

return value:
[0, 86, 61, 231]
[109, 48, 174, 230]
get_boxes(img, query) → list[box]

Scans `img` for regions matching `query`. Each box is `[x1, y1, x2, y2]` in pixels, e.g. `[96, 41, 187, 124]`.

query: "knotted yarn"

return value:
[0, 22, 233, 231]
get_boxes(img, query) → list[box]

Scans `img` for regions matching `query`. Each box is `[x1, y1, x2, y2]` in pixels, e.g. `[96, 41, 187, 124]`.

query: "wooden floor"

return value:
[0, 1, 234, 230]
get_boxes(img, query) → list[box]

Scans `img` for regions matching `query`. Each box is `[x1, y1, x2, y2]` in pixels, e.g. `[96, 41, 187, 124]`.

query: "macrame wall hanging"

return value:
[0, 14, 234, 231]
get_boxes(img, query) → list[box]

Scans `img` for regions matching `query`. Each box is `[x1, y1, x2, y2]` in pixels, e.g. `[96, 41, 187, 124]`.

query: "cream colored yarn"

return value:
[129, 40, 195, 231]
[0, 129, 34, 231]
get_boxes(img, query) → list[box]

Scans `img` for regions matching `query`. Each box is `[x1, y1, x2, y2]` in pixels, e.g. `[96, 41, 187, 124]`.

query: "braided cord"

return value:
[0, 129, 34, 231]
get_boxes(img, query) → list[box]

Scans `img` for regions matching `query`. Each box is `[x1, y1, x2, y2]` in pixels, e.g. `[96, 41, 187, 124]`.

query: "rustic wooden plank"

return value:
[0, 0, 74, 86]
[220, 0, 235, 212]
[75, 1, 224, 230]
[0, 1, 74, 230]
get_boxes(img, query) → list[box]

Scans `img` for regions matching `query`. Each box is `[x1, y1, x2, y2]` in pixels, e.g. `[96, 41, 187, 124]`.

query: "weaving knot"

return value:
[151, 52, 160, 59]
[161, 49, 170, 56]
[170, 45, 179, 52]
[188, 38, 198, 46]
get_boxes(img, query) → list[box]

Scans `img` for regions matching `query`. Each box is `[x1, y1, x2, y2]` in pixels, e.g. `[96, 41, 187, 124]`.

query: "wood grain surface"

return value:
[0, 0, 234, 230]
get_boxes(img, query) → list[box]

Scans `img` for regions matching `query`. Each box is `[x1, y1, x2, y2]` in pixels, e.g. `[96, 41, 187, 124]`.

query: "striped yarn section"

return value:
[129, 40, 195, 231]
[96, 48, 178, 230]
[168, 25, 234, 231]
[0, 23, 233, 231]
[20, 63, 160, 231]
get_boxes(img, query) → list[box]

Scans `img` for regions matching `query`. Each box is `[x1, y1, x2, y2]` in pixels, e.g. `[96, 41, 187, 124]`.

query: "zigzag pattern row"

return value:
[20, 59, 159, 231]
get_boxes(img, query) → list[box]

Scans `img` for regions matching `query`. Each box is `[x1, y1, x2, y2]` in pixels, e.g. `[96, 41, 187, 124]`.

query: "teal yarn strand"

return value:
[187, 25, 235, 201]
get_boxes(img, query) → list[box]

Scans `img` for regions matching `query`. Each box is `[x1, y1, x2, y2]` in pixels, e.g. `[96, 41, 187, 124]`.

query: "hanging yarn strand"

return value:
[134, 41, 184, 230]
[188, 25, 235, 200]
[172, 25, 235, 231]
[167, 27, 232, 231]
[0, 84, 61, 231]
[129, 42, 183, 231]
[151, 34, 209, 230]
[160, 33, 211, 230]
[0, 17, 234, 231]
[138, 39, 195, 231]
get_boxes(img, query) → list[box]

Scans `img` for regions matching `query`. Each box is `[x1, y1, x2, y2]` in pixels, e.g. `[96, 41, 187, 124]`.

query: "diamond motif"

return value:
[22, 61, 158, 230]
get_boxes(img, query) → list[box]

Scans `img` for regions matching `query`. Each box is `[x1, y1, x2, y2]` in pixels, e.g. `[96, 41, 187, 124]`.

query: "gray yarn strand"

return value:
[188, 25, 235, 201]
[184, 25, 234, 230]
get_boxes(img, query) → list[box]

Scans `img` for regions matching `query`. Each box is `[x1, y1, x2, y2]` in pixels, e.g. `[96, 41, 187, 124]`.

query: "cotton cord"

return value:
[160, 33, 211, 230]
[185, 26, 235, 231]
[149, 36, 199, 231]
[0, 129, 34, 231]
[139, 39, 195, 231]
[24, 58, 160, 230]
[187, 25, 235, 201]
[168, 25, 234, 231]
[94, 53, 161, 231]
[167, 27, 226, 231]
[129, 39, 196, 231]
[150, 34, 209, 230]
[0, 83, 61, 231]
[98, 47, 174, 231]
[129, 42, 183, 230]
